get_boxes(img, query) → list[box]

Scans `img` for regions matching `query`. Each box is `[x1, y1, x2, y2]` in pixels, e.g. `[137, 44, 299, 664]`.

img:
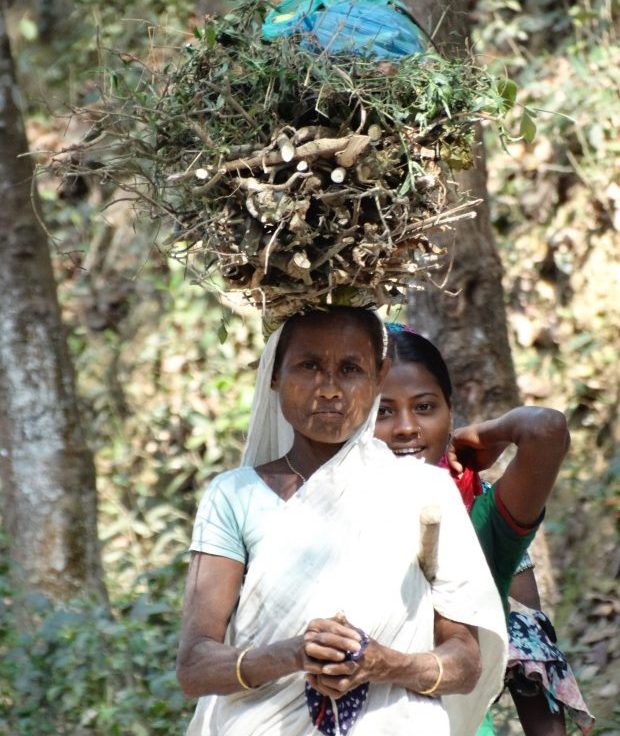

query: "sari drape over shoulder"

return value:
[187, 323, 508, 736]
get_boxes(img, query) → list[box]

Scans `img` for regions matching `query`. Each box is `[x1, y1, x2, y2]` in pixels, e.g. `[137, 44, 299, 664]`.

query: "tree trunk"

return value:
[404, 0, 520, 426]
[0, 8, 107, 606]
[404, 2, 559, 622]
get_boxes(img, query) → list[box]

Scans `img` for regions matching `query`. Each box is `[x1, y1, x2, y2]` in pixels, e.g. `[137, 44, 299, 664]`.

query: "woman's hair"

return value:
[273, 307, 386, 376]
[386, 324, 452, 406]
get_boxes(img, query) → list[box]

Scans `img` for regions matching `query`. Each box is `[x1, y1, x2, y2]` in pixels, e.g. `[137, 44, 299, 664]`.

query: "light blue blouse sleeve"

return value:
[190, 474, 246, 564]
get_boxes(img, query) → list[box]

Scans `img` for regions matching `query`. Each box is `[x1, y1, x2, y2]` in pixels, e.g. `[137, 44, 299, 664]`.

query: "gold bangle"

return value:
[236, 647, 254, 690]
[419, 651, 443, 696]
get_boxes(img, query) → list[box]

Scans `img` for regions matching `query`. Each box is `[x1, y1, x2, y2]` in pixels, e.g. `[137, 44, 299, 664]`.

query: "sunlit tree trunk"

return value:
[0, 7, 107, 607]
[405, 1, 557, 620]
[404, 0, 520, 426]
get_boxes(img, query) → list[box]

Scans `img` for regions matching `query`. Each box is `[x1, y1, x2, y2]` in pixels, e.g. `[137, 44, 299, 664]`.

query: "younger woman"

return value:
[177, 307, 508, 736]
[374, 324, 594, 736]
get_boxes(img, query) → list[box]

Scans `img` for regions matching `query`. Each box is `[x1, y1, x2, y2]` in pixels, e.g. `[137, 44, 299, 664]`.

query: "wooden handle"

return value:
[418, 505, 441, 582]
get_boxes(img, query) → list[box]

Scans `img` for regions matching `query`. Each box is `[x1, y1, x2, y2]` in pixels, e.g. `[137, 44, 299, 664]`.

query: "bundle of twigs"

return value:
[54, 1, 511, 321]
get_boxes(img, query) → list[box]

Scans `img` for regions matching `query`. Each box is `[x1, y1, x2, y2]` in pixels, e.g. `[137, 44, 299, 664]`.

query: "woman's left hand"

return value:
[306, 638, 385, 698]
[303, 615, 364, 667]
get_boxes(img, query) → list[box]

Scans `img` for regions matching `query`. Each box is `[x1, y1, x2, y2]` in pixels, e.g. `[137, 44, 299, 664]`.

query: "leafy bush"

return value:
[473, 1, 620, 729]
[0, 551, 194, 735]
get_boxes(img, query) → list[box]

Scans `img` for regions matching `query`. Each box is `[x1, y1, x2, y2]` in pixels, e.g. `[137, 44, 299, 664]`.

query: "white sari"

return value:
[187, 324, 507, 736]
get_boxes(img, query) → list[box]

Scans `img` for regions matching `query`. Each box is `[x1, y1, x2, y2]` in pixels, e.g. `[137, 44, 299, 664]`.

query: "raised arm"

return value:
[451, 407, 570, 526]
[176, 552, 363, 697]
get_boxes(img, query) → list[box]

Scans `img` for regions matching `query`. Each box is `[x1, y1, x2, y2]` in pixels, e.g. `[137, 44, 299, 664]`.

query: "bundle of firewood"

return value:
[54, 1, 508, 321]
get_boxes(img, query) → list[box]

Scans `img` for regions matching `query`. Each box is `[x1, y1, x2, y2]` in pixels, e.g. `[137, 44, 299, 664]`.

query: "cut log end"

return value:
[420, 504, 441, 525]
[330, 167, 346, 184]
[276, 133, 296, 163]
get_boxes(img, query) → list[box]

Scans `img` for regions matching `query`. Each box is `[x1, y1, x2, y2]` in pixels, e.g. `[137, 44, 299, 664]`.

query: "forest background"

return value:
[0, 0, 618, 734]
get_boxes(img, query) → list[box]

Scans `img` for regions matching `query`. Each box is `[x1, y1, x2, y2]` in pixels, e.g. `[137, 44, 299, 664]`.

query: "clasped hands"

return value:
[301, 613, 377, 699]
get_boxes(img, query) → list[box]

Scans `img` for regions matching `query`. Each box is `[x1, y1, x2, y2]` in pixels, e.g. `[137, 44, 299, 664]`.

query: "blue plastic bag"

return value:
[262, 0, 426, 59]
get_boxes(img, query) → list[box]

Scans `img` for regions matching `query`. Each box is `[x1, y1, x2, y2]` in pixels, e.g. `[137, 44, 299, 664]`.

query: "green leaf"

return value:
[217, 322, 228, 344]
[519, 110, 537, 143]
[18, 17, 38, 41]
[206, 25, 217, 50]
[497, 78, 518, 110]
[207, 26, 217, 49]
[398, 175, 412, 196]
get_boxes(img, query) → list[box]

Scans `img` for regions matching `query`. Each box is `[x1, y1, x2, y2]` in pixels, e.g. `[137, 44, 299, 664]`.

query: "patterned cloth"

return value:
[506, 607, 595, 735]
[513, 549, 535, 575]
[305, 628, 370, 735]
[305, 682, 369, 735]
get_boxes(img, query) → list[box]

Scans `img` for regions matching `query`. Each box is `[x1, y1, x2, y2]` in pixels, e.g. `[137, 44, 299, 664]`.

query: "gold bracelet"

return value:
[419, 651, 443, 696]
[236, 647, 254, 690]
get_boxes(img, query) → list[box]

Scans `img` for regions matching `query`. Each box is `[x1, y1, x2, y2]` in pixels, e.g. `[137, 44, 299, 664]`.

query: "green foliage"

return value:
[5, 0, 619, 732]
[0, 549, 194, 735]
[12, 1, 193, 112]
[68, 262, 263, 594]
[474, 1, 620, 727]
[517, 109, 536, 144]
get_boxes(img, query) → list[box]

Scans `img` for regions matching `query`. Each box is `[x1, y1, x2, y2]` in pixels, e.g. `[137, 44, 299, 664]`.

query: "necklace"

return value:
[284, 453, 307, 483]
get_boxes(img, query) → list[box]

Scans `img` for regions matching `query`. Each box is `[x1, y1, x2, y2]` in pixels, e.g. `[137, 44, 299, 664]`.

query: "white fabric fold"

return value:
[241, 324, 292, 468]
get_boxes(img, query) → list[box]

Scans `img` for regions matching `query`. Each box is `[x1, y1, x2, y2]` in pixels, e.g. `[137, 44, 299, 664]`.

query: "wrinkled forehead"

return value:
[282, 314, 375, 359]
[272, 308, 386, 377]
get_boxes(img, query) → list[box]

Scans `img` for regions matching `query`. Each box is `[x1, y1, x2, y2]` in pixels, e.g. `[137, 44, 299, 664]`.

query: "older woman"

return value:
[177, 307, 507, 736]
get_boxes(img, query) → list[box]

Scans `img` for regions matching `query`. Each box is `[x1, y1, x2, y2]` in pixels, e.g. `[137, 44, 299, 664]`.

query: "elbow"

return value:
[455, 649, 482, 694]
[539, 408, 571, 454]
[176, 658, 199, 699]
[462, 653, 483, 694]
[176, 646, 211, 699]
[523, 407, 570, 454]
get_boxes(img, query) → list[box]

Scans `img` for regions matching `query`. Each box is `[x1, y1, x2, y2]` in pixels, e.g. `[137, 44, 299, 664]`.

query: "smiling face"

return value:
[374, 361, 452, 465]
[272, 314, 387, 447]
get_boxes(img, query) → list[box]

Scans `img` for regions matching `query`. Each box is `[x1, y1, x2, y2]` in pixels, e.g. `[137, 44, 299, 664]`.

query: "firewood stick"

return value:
[221, 135, 358, 172]
[293, 125, 336, 145]
[232, 171, 310, 192]
[418, 505, 441, 582]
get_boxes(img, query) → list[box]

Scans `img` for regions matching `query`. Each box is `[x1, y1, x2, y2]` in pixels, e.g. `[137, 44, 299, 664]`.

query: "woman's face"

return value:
[272, 316, 387, 446]
[374, 361, 452, 466]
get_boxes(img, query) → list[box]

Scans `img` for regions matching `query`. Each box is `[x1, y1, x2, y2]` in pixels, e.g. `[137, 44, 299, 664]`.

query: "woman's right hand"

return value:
[301, 615, 363, 669]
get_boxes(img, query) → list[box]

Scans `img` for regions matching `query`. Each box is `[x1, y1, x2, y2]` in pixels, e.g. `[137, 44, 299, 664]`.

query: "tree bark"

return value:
[404, 0, 520, 426]
[405, 2, 559, 619]
[0, 8, 107, 605]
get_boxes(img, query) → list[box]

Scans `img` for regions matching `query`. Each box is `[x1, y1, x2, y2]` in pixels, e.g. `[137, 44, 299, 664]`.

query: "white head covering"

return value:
[241, 324, 293, 467]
